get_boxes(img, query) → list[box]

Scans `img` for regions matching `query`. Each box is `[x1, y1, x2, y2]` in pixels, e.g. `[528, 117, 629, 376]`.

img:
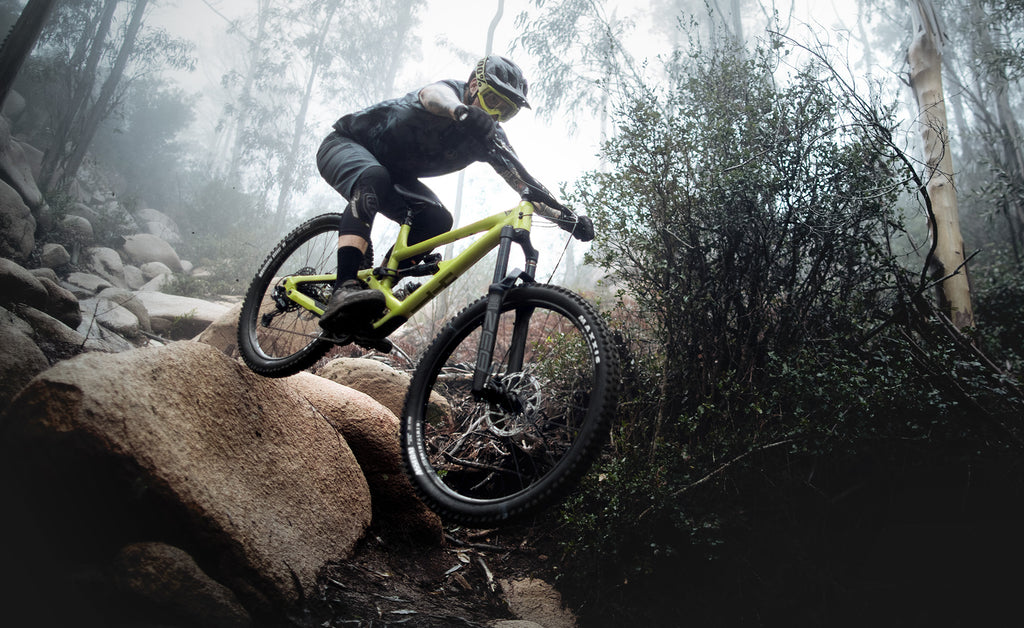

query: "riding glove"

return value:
[460, 105, 497, 140]
[571, 215, 595, 242]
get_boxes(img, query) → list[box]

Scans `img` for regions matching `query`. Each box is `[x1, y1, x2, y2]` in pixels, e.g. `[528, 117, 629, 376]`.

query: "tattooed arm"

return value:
[487, 133, 547, 197]
[418, 82, 466, 120]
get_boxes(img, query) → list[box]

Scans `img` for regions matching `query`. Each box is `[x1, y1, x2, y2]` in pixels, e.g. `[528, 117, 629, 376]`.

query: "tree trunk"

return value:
[226, 0, 272, 182]
[0, 0, 57, 108]
[39, 0, 119, 191]
[908, 0, 974, 329]
[274, 0, 339, 220]
[58, 0, 149, 190]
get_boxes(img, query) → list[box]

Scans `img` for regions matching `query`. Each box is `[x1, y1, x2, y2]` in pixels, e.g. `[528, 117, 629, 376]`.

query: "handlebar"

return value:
[483, 136, 595, 241]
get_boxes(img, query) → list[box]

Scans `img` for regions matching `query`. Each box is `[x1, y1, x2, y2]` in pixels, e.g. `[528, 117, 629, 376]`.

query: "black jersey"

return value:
[333, 79, 508, 179]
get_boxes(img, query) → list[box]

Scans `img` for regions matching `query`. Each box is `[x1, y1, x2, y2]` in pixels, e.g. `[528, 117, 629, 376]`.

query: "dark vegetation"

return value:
[4, 0, 1024, 625]
[547, 28, 1024, 628]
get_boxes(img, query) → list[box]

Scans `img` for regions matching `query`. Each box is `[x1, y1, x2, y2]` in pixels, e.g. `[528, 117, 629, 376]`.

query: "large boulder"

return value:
[39, 242, 71, 269]
[140, 260, 173, 280]
[195, 301, 242, 357]
[0, 306, 50, 408]
[96, 287, 151, 333]
[85, 246, 128, 289]
[0, 341, 374, 609]
[135, 207, 182, 244]
[0, 179, 35, 262]
[133, 291, 230, 339]
[62, 271, 112, 297]
[13, 304, 86, 352]
[76, 309, 137, 353]
[2, 90, 26, 121]
[499, 578, 579, 628]
[123, 263, 145, 290]
[287, 371, 443, 543]
[319, 357, 452, 425]
[0, 116, 43, 208]
[78, 296, 141, 339]
[60, 213, 94, 246]
[0, 256, 48, 310]
[122, 233, 184, 273]
[38, 276, 81, 327]
[37, 276, 82, 329]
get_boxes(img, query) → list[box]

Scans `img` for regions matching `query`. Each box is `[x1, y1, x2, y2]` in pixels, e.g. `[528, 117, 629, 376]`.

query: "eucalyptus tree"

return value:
[216, 0, 423, 222]
[908, 0, 974, 328]
[0, 0, 56, 108]
[24, 0, 194, 193]
[852, 0, 1023, 325]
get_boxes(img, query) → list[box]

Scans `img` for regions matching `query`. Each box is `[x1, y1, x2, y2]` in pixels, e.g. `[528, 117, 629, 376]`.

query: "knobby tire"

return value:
[401, 284, 619, 525]
[237, 213, 343, 377]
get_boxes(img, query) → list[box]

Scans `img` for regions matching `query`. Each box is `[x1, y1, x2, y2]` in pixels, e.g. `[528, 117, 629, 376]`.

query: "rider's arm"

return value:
[419, 82, 465, 120]
[486, 143, 595, 242]
[486, 133, 545, 197]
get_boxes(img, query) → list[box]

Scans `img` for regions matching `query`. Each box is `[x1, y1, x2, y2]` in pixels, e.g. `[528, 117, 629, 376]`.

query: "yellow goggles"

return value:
[476, 82, 520, 122]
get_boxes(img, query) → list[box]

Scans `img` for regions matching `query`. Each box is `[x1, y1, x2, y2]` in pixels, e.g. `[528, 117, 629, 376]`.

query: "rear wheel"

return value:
[401, 284, 619, 525]
[237, 213, 341, 377]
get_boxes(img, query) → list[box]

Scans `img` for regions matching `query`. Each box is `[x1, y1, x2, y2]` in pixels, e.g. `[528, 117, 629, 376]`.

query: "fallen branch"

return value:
[671, 438, 798, 499]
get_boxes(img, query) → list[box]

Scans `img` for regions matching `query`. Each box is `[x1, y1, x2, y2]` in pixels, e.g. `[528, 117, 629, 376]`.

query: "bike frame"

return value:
[278, 199, 540, 338]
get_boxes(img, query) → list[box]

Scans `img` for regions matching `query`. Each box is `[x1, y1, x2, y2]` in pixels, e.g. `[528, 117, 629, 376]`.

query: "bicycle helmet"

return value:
[472, 55, 530, 121]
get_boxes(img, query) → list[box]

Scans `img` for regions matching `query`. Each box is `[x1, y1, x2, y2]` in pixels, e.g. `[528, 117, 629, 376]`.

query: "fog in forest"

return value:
[1, 0, 889, 293]
[4, 1, 1024, 625]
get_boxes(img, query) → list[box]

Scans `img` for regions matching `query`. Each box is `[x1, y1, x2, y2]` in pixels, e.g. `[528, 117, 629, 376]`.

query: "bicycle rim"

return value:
[403, 284, 617, 524]
[238, 216, 338, 374]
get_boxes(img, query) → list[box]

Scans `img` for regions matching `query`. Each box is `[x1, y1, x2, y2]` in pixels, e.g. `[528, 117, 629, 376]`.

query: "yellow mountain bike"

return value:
[237, 138, 619, 525]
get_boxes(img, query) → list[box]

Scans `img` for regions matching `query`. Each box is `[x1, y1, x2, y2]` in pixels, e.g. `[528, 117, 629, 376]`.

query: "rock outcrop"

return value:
[1, 341, 375, 608]
[288, 370, 443, 544]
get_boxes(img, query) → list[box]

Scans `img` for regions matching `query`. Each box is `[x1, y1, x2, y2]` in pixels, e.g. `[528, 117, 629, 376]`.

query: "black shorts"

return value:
[316, 131, 453, 245]
[317, 131, 382, 199]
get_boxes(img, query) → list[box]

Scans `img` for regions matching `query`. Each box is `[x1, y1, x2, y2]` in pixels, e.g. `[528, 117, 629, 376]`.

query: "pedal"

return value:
[319, 332, 354, 346]
[403, 254, 443, 277]
[354, 335, 393, 353]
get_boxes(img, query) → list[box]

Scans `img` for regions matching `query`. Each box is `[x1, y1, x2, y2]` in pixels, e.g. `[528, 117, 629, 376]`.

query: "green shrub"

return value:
[551, 25, 1024, 627]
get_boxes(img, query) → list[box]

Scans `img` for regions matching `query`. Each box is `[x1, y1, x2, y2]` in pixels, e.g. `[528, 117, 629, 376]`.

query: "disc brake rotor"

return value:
[485, 372, 543, 437]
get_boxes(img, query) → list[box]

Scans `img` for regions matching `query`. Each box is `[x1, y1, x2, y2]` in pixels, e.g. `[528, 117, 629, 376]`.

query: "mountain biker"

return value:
[316, 55, 593, 335]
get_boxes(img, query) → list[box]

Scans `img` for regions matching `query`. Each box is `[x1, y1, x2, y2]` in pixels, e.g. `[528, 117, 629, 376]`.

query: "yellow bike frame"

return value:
[278, 200, 537, 334]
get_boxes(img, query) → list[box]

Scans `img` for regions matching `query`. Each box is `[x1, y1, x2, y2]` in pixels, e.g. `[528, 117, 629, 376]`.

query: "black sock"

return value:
[335, 246, 364, 288]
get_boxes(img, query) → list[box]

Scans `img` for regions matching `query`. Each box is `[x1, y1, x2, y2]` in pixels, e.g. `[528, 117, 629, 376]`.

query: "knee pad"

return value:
[340, 166, 393, 237]
[351, 166, 392, 220]
[350, 186, 381, 224]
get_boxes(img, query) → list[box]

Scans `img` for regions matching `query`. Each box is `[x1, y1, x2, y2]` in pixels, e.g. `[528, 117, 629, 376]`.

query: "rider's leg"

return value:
[319, 164, 400, 331]
[317, 132, 387, 281]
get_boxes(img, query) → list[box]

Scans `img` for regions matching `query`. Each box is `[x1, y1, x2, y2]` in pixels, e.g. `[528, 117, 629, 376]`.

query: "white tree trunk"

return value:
[908, 0, 974, 329]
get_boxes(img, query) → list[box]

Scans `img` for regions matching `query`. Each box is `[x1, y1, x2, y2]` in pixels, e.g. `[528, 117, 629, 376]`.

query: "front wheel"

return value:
[401, 284, 619, 525]
[237, 213, 341, 377]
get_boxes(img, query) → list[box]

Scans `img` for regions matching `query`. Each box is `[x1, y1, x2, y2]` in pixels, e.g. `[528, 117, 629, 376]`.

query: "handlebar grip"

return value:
[565, 213, 595, 242]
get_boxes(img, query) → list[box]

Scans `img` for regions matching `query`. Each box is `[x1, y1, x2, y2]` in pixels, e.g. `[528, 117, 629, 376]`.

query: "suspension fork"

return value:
[472, 225, 538, 401]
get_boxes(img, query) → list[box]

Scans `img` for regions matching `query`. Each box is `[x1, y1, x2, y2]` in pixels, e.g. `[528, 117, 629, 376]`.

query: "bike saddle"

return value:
[393, 184, 445, 212]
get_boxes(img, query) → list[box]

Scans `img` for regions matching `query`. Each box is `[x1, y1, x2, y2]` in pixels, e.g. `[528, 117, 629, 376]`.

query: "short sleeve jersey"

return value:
[333, 79, 508, 179]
